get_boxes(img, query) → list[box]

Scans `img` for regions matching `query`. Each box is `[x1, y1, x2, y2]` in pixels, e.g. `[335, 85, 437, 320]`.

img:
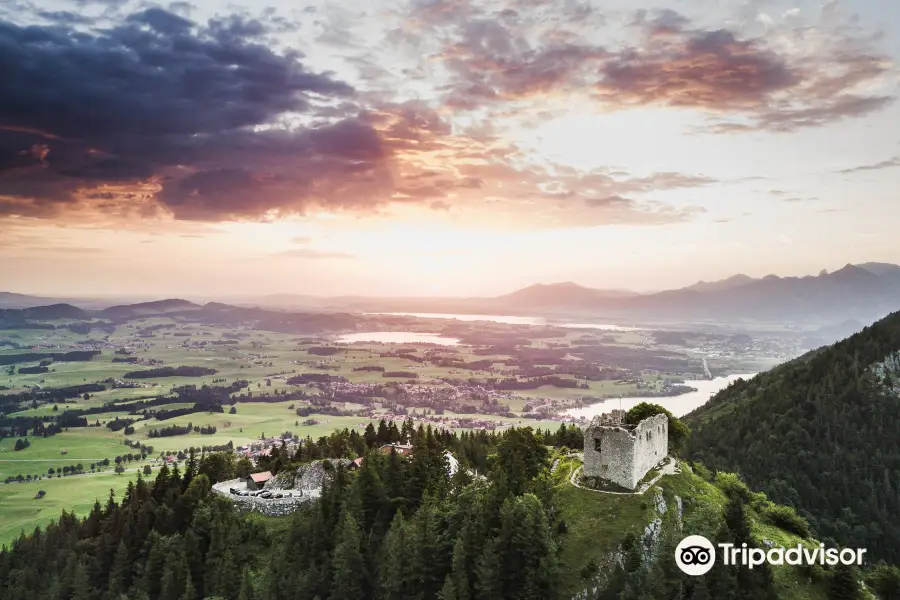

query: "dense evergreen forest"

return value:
[4, 416, 882, 600]
[0, 426, 566, 600]
[685, 310, 900, 564]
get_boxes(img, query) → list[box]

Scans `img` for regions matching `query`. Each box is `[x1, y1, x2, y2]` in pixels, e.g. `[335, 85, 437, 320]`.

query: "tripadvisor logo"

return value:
[675, 535, 867, 576]
[675, 535, 716, 576]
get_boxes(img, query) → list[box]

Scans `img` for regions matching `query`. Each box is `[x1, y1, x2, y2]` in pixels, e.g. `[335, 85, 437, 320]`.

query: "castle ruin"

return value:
[583, 412, 668, 490]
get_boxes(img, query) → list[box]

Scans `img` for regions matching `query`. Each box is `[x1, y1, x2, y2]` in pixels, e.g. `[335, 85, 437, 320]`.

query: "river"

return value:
[563, 373, 757, 419]
[368, 312, 645, 331]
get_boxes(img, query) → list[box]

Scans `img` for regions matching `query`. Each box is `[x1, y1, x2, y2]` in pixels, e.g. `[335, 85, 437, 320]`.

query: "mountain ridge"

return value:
[684, 308, 900, 563]
[2, 262, 899, 324]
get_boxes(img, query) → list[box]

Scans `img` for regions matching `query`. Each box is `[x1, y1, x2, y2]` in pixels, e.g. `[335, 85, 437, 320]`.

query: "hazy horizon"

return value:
[2, 0, 899, 297]
[2, 260, 894, 301]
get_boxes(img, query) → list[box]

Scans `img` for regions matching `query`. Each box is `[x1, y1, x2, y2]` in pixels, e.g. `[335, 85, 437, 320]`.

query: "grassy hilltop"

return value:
[550, 452, 846, 599]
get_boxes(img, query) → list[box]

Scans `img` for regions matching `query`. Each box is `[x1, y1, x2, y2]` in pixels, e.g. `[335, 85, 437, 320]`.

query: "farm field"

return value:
[0, 468, 145, 546]
[2, 308, 757, 546]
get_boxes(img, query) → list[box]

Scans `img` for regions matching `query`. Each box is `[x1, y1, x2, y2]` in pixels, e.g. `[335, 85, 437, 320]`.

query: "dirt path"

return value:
[568, 456, 678, 495]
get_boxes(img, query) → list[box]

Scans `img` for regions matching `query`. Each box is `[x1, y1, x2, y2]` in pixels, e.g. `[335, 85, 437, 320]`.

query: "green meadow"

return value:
[1, 316, 698, 546]
[0, 469, 145, 546]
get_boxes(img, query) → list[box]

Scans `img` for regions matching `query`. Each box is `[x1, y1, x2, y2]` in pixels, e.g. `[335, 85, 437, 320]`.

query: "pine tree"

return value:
[180, 573, 198, 600]
[238, 567, 255, 600]
[829, 563, 861, 600]
[204, 520, 228, 597]
[70, 561, 93, 600]
[474, 538, 504, 600]
[351, 454, 390, 537]
[405, 495, 451, 600]
[143, 533, 168, 600]
[439, 577, 458, 600]
[330, 512, 366, 600]
[379, 513, 410, 600]
[107, 540, 131, 596]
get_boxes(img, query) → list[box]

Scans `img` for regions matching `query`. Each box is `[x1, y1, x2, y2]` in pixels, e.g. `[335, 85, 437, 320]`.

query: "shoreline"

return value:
[561, 373, 758, 420]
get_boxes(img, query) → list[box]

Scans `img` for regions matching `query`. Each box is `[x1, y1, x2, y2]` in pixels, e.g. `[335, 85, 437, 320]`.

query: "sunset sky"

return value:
[1, 0, 898, 298]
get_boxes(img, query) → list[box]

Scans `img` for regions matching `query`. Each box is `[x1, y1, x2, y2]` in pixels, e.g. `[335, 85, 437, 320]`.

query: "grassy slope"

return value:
[552, 455, 834, 599]
[0, 469, 145, 547]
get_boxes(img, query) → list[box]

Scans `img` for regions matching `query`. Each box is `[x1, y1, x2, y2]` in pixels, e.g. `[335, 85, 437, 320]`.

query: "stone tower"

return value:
[583, 412, 668, 490]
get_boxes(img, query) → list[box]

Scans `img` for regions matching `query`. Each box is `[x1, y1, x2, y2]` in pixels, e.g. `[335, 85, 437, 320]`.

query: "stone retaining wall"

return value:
[212, 478, 316, 517]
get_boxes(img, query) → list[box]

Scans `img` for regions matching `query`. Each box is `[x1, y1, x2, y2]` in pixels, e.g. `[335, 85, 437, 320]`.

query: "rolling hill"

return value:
[98, 298, 200, 318]
[0, 303, 88, 323]
[493, 282, 639, 308]
[683, 309, 900, 563]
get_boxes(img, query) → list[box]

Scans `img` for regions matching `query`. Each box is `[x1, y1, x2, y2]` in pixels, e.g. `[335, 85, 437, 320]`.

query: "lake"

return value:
[563, 373, 757, 419]
[336, 331, 461, 345]
[370, 312, 645, 331]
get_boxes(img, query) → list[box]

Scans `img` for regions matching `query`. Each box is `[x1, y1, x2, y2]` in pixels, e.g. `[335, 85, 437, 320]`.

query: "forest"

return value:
[685, 309, 900, 564]
[0, 351, 101, 366]
[123, 366, 219, 379]
[3, 418, 894, 600]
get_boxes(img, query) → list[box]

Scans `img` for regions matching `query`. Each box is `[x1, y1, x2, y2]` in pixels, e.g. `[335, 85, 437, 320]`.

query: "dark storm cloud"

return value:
[0, 8, 422, 221]
[0, 2, 733, 227]
[0, 11, 351, 141]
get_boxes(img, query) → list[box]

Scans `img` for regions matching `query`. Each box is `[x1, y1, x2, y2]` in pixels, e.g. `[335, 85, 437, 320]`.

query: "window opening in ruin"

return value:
[594, 438, 602, 452]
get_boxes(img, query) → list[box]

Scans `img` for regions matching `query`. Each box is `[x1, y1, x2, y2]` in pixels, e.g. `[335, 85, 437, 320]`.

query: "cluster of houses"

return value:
[235, 435, 300, 462]
[312, 380, 517, 413]
[110, 378, 156, 389]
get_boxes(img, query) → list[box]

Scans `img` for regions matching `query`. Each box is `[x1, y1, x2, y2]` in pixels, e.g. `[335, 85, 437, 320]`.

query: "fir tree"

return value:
[330, 512, 366, 600]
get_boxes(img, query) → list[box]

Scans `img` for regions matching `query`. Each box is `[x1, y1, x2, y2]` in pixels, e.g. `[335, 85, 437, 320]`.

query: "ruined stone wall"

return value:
[583, 412, 669, 489]
[631, 413, 668, 486]
[584, 426, 636, 489]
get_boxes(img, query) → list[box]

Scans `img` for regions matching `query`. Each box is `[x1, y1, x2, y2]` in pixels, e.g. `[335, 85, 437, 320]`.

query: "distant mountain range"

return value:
[483, 263, 900, 325]
[488, 263, 900, 324]
[3, 262, 900, 326]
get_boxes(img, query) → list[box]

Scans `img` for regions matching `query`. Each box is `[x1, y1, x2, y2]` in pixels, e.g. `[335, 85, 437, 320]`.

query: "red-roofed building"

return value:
[245, 471, 273, 491]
